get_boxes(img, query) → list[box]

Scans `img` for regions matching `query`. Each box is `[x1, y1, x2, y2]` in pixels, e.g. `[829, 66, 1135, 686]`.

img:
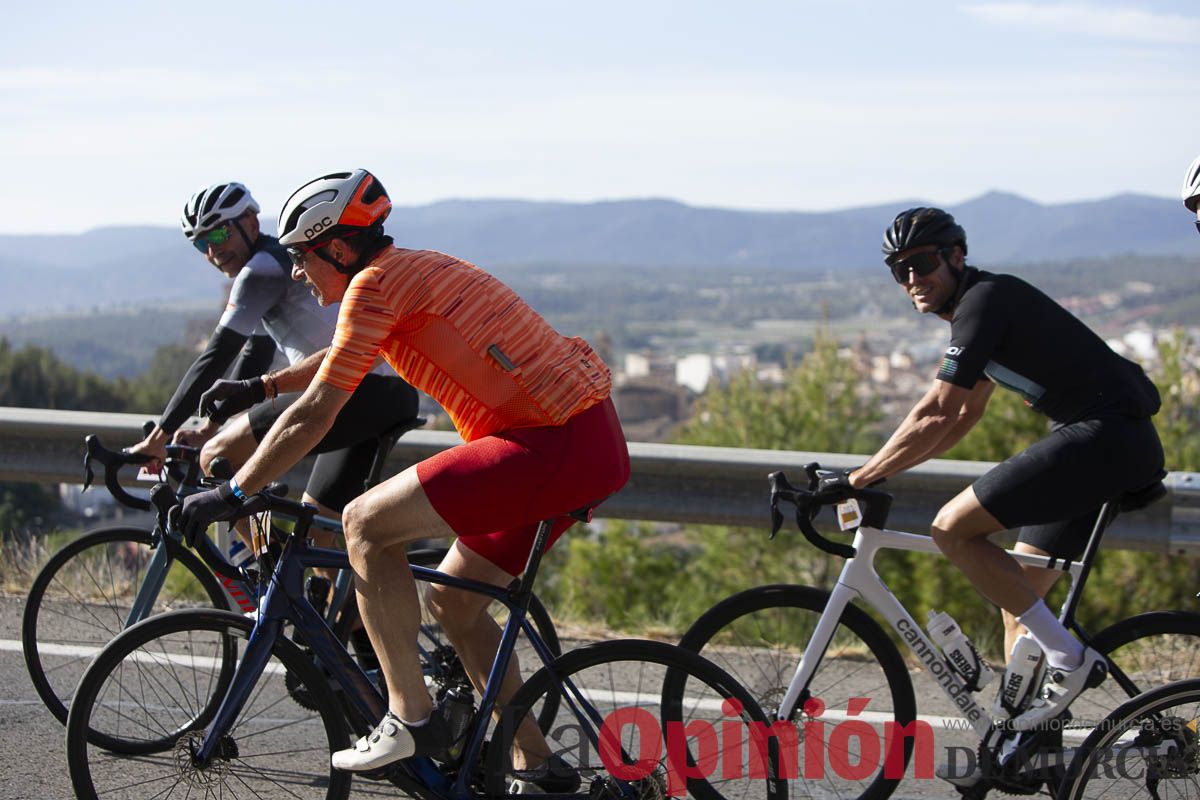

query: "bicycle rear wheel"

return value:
[1055, 679, 1200, 800]
[675, 584, 917, 800]
[66, 608, 351, 800]
[1073, 611, 1200, 737]
[22, 526, 230, 724]
[487, 639, 788, 800]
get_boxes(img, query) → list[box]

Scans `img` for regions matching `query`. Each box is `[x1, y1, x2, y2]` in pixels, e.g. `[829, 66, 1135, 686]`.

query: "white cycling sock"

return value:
[399, 712, 431, 728]
[1017, 599, 1084, 670]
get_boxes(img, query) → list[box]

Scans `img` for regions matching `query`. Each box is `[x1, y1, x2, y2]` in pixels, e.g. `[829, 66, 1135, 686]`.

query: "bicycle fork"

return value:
[776, 580, 861, 722]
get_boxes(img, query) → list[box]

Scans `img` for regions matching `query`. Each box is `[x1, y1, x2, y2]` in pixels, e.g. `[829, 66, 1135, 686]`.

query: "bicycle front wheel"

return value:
[22, 526, 231, 724]
[487, 639, 788, 800]
[1055, 679, 1200, 800]
[66, 609, 352, 800]
[676, 584, 917, 800]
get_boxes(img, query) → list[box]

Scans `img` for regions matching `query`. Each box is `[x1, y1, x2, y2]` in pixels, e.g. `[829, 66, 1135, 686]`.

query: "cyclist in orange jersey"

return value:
[176, 169, 630, 785]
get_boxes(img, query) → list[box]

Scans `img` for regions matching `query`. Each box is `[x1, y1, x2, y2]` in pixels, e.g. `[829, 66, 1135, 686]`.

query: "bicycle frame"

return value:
[191, 523, 568, 800]
[776, 524, 1086, 739]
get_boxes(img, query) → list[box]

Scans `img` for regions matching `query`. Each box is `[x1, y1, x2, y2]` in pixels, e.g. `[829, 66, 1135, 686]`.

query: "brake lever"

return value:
[769, 498, 784, 540]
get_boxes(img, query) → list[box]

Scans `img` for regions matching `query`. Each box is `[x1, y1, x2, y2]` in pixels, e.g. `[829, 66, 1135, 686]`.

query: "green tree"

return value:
[0, 336, 197, 538]
[542, 329, 886, 634]
[675, 329, 883, 454]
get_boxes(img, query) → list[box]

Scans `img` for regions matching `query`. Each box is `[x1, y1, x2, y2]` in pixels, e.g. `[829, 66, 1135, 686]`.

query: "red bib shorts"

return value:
[416, 398, 630, 575]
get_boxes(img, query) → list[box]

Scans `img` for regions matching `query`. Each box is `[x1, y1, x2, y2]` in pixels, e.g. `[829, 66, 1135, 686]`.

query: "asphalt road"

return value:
[0, 591, 995, 799]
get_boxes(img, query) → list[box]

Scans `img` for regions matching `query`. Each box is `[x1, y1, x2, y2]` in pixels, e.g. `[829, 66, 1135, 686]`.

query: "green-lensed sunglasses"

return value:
[192, 222, 233, 253]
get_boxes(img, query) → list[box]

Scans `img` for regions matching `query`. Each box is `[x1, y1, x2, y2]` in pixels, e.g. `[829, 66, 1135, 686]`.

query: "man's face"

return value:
[289, 242, 350, 306]
[890, 245, 962, 315]
[196, 213, 257, 278]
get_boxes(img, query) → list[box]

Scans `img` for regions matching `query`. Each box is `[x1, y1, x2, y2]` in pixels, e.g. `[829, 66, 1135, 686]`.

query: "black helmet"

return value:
[882, 207, 967, 266]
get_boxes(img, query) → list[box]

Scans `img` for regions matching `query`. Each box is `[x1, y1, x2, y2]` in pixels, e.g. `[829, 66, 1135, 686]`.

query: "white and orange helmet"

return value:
[277, 169, 392, 247]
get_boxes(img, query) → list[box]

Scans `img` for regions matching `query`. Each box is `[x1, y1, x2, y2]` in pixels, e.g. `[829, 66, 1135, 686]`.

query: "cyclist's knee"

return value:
[199, 437, 228, 475]
[931, 508, 969, 556]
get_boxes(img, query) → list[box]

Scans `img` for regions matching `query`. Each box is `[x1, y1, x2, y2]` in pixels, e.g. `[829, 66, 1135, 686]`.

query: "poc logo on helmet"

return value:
[305, 216, 334, 240]
[946, 346, 965, 357]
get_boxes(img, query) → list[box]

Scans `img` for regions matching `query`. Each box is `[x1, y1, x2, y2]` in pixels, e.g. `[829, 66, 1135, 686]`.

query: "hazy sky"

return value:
[3, 1, 1198, 233]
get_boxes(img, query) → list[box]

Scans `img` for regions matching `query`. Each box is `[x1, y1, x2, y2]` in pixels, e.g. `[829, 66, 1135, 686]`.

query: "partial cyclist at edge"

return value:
[1182, 153, 1200, 239]
[816, 208, 1164, 747]
[173, 169, 631, 789]
[127, 181, 419, 558]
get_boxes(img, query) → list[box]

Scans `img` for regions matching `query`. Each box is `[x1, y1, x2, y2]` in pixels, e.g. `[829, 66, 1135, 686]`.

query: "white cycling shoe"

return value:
[332, 711, 419, 772]
[1009, 648, 1107, 731]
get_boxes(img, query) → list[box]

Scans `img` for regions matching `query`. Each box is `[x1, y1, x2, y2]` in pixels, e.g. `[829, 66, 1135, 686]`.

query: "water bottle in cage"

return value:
[221, 535, 257, 613]
[927, 610, 995, 692]
[992, 634, 1045, 719]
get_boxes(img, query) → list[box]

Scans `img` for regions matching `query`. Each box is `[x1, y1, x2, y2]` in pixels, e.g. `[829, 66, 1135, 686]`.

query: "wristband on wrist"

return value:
[228, 476, 247, 500]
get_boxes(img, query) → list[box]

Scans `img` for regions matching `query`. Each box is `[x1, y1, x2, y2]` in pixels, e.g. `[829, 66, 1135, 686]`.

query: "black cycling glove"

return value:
[172, 483, 243, 547]
[812, 472, 855, 504]
[200, 377, 267, 424]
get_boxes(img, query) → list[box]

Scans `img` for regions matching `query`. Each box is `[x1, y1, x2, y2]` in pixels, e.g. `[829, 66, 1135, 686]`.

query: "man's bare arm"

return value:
[233, 380, 350, 494]
[850, 379, 992, 487]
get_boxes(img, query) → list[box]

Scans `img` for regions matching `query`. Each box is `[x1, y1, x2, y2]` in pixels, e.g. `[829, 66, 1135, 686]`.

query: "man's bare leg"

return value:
[426, 541, 552, 769]
[930, 485, 1038, 614]
[342, 465, 453, 724]
[1003, 543, 1062, 658]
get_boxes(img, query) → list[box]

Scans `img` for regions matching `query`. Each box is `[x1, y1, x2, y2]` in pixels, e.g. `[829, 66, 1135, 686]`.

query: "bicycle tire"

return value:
[1072, 611, 1200, 735]
[22, 526, 231, 725]
[487, 638, 788, 800]
[1055, 678, 1200, 800]
[675, 584, 918, 800]
[66, 608, 352, 800]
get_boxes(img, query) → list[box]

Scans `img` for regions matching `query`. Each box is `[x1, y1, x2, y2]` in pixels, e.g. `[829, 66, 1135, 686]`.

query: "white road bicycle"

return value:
[670, 464, 1199, 800]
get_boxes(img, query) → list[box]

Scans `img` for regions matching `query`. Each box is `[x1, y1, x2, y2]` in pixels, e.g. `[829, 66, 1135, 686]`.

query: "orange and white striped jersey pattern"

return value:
[317, 248, 612, 442]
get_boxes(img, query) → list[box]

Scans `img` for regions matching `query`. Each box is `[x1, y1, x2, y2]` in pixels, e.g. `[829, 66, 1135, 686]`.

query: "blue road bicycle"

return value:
[65, 484, 786, 800]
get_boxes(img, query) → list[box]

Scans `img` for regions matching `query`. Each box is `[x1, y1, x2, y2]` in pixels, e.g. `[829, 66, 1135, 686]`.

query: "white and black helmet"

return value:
[277, 169, 391, 247]
[181, 182, 259, 240]
[1182, 154, 1200, 213]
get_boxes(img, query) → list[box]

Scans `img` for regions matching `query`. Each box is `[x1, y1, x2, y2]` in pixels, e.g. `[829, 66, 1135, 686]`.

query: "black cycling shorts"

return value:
[972, 414, 1164, 560]
[248, 373, 420, 512]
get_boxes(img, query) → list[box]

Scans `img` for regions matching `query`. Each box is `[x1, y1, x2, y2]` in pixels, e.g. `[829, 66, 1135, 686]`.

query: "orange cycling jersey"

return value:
[317, 248, 612, 442]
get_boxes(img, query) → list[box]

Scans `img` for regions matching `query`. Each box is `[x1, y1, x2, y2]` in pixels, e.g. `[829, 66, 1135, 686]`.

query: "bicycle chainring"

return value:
[284, 666, 321, 711]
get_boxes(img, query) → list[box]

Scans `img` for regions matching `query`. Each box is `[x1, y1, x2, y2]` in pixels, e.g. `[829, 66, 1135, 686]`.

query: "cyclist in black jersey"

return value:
[128, 182, 419, 568]
[826, 207, 1163, 737]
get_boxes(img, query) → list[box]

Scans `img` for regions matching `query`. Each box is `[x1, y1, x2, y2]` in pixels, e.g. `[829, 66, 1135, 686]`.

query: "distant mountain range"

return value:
[0, 191, 1194, 316]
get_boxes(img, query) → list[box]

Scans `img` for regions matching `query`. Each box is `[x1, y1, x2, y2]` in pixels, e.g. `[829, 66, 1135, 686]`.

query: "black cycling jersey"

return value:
[935, 268, 1160, 425]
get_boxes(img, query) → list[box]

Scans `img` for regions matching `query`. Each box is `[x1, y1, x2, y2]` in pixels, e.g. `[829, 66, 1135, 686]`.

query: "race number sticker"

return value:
[836, 499, 862, 531]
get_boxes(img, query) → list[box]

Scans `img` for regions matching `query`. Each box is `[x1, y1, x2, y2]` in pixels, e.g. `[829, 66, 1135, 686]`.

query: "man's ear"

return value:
[242, 211, 261, 238]
[328, 238, 352, 264]
[946, 245, 966, 269]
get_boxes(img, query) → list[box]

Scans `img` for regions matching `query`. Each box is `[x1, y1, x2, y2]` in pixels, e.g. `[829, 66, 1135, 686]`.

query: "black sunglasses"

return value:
[887, 248, 947, 284]
[286, 242, 326, 268]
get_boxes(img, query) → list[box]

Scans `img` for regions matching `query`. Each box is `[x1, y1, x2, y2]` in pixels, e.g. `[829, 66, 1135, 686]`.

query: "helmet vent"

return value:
[220, 187, 246, 210]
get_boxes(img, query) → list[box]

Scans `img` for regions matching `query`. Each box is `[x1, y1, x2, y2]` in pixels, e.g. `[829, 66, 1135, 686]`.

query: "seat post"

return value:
[1058, 500, 1118, 627]
[512, 519, 555, 603]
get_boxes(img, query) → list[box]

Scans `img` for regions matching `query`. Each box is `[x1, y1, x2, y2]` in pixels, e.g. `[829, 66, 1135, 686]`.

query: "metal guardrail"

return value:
[1, 406, 1197, 553]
